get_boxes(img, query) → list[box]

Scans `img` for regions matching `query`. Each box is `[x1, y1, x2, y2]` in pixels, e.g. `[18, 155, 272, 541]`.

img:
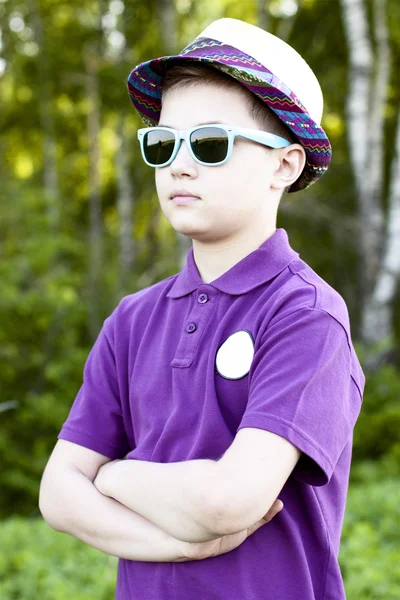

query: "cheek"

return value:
[155, 171, 173, 208]
[212, 163, 259, 210]
[155, 171, 163, 193]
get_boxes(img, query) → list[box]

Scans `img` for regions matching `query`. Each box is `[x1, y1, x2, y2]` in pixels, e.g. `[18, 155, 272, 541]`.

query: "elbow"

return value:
[199, 466, 268, 538]
[200, 469, 251, 537]
[38, 490, 58, 531]
[206, 489, 270, 536]
[38, 480, 66, 533]
[204, 493, 247, 537]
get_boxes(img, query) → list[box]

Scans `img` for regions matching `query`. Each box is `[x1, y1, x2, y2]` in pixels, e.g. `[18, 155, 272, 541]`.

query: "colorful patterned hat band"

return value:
[127, 18, 332, 193]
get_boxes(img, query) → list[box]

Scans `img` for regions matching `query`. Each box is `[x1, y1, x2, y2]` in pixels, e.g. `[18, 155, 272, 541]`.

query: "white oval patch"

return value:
[215, 330, 255, 380]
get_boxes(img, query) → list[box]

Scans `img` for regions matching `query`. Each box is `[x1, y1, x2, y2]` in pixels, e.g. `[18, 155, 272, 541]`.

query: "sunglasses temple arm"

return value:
[237, 129, 291, 148]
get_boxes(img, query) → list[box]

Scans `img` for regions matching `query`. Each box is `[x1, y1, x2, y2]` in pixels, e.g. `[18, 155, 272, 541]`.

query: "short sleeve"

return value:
[57, 311, 130, 459]
[237, 307, 361, 486]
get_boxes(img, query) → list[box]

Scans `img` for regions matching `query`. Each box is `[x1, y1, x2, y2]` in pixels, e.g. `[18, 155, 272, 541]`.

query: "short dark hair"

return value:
[161, 62, 298, 195]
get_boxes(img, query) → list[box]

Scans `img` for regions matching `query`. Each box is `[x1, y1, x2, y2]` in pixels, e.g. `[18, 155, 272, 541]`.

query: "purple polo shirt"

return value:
[58, 227, 365, 600]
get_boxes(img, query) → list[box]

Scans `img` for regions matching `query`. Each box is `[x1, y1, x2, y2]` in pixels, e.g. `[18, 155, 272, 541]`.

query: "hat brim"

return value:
[127, 37, 332, 193]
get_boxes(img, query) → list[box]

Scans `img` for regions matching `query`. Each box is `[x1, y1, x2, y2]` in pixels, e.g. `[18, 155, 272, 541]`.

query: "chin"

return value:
[172, 225, 202, 238]
[167, 215, 202, 235]
[168, 221, 205, 239]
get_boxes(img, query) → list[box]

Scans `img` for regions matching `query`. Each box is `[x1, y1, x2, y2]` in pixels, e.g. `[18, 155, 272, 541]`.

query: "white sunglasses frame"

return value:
[137, 123, 291, 167]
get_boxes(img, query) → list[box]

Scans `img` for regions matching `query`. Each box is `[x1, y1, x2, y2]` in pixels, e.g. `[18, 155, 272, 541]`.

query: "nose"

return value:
[170, 137, 198, 176]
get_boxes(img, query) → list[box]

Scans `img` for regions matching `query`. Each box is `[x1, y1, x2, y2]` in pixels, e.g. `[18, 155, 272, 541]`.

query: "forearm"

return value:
[95, 458, 222, 543]
[39, 466, 188, 562]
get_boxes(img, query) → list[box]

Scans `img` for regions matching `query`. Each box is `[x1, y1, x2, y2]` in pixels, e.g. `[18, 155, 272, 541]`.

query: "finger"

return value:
[263, 500, 284, 522]
[270, 499, 284, 516]
[246, 500, 285, 537]
[246, 519, 266, 536]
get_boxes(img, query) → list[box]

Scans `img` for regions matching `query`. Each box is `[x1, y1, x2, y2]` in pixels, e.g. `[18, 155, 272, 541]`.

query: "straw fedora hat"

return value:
[127, 17, 332, 192]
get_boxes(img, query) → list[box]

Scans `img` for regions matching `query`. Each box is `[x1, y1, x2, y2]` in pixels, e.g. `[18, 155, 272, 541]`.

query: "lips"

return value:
[170, 190, 200, 199]
[171, 196, 200, 205]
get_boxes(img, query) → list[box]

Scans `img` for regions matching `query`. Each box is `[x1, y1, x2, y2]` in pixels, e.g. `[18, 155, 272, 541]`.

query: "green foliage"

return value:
[0, 185, 92, 518]
[0, 518, 117, 599]
[0, 181, 179, 518]
[340, 475, 400, 599]
[0, 188, 75, 513]
[351, 359, 400, 470]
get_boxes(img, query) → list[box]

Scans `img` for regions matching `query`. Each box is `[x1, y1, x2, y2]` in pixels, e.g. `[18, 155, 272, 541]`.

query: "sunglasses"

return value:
[137, 123, 291, 168]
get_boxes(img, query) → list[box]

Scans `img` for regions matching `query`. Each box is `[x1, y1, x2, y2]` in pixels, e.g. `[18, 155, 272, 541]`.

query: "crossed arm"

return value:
[93, 456, 222, 543]
[93, 427, 302, 543]
[39, 428, 300, 563]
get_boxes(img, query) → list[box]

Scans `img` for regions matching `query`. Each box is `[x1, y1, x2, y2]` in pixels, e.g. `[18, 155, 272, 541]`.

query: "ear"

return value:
[270, 144, 306, 191]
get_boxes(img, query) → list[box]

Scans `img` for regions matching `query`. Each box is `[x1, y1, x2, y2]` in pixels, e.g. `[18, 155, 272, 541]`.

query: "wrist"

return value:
[93, 459, 122, 496]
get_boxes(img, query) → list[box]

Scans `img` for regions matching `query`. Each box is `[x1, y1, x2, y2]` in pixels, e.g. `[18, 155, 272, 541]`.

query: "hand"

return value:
[93, 459, 122, 495]
[177, 498, 284, 562]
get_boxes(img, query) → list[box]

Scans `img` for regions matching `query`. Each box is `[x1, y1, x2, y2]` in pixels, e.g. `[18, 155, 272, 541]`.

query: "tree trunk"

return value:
[340, 0, 393, 348]
[276, 0, 303, 42]
[362, 106, 400, 347]
[109, 8, 136, 300]
[31, 0, 60, 231]
[363, 0, 390, 286]
[340, 0, 372, 194]
[116, 114, 135, 299]
[159, 0, 177, 53]
[257, 0, 270, 32]
[84, 46, 103, 340]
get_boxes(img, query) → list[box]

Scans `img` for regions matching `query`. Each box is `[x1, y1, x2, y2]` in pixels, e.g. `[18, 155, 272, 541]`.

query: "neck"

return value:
[192, 224, 277, 284]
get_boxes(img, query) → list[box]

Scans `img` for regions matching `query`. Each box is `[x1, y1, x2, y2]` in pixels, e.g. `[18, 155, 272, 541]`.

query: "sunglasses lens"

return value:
[190, 127, 229, 164]
[143, 129, 176, 165]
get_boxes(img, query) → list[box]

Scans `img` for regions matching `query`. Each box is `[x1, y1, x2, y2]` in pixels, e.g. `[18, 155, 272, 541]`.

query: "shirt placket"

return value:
[171, 285, 219, 368]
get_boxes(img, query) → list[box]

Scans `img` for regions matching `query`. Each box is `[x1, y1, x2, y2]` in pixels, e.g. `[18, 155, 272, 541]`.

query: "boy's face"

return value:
[155, 82, 285, 245]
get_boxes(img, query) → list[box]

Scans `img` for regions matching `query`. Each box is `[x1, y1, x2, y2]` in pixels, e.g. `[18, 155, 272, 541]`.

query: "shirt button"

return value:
[198, 293, 209, 304]
[186, 322, 197, 333]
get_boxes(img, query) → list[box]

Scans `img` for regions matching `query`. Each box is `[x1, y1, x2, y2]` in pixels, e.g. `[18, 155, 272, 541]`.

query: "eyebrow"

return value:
[157, 120, 226, 128]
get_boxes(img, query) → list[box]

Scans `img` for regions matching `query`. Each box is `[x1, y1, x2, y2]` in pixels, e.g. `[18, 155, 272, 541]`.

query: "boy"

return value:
[39, 18, 366, 599]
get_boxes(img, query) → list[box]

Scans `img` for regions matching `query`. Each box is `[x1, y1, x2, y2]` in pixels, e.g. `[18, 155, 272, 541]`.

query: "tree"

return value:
[340, 0, 400, 358]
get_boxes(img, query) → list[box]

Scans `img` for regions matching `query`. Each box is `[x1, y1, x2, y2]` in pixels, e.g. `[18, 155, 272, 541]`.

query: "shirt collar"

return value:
[166, 228, 299, 298]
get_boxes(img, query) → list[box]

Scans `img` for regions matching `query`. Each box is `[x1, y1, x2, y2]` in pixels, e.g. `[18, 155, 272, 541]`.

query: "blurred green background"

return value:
[1, 0, 400, 597]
